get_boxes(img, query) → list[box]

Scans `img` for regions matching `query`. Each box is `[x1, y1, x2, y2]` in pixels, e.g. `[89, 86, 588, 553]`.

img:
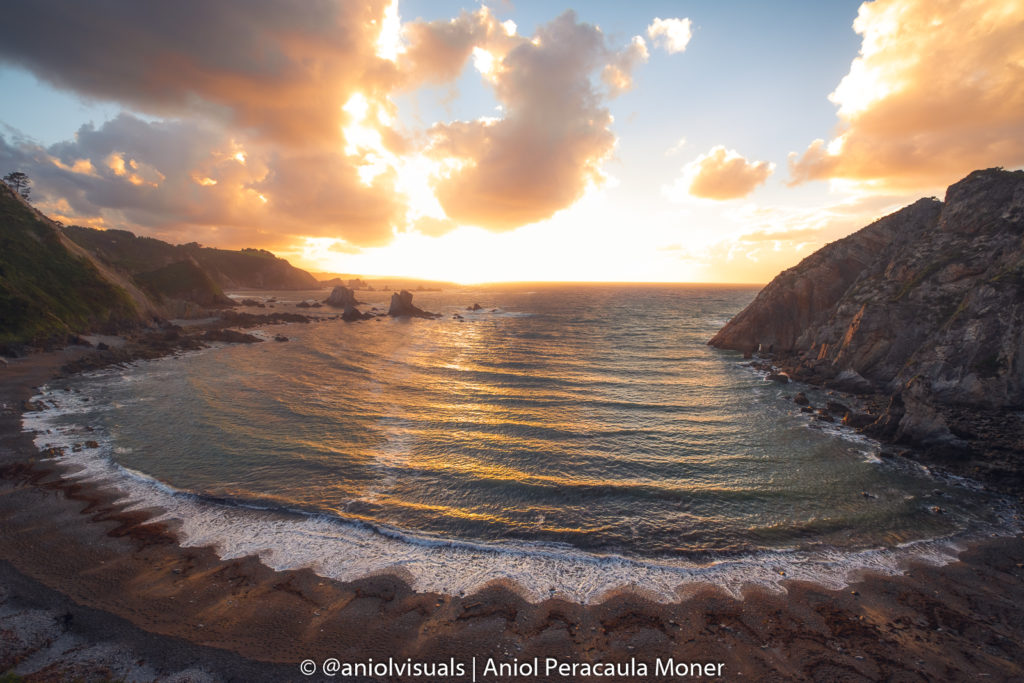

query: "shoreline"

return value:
[25, 342, 1019, 605]
[2, 350, 1024, 680]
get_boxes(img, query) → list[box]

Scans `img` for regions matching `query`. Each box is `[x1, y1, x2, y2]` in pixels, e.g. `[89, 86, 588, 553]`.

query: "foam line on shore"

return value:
[22, 380, 1022, 605]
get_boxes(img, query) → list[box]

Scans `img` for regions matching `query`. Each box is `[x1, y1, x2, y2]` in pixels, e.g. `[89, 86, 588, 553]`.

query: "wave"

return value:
[22, 380, 1022, 604]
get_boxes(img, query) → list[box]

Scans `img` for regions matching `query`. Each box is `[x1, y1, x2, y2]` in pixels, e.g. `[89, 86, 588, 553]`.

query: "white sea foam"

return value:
[22, 382, 1022, 605]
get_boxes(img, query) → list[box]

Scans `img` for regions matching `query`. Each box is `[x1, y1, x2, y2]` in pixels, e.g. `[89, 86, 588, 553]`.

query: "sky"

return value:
[0, 0, 1022, 284]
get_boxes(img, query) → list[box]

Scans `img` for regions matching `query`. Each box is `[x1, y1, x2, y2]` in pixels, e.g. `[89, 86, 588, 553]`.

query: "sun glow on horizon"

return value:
[5, 1, 1022, 287]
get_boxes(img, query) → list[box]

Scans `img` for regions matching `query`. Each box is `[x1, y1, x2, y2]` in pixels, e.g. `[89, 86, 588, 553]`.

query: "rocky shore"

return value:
[0, 292, 1022, 679]
[711, 168, 1024, 497]
[2, 346, 1024, 680]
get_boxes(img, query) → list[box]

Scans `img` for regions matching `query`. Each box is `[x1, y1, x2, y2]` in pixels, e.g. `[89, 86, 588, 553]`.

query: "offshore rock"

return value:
[341, 304, 373, 322]
[325, 286, 359, 308]
[387, 290, 439, 319]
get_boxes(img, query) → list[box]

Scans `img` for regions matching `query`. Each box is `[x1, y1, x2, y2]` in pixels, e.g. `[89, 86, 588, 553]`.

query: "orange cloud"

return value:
[0, 3, 650, 251]
[424, 11, 644, 230]
[668, 146, 774, 200]
[398, 7, 517, 85]
[603, 36, 649, 96]
[1, 115, 405, 251]
[789, 0, 1024, 191]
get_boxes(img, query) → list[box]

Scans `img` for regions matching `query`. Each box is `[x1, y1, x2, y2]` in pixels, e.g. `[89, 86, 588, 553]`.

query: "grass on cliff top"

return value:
[64, 226, 318, 289]
[134, 259, 230, 306]
[0, 188, 138, 346]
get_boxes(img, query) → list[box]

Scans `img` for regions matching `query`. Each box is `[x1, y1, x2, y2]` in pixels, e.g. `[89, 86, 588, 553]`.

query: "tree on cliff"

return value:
[2, 171, 31, 200]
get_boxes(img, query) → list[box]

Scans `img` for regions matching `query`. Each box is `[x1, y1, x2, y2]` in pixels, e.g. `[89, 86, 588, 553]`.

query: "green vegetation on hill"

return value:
[134, 260, 233, 307]
[0, 184, 138, 347]
[64, 226, 319, 290]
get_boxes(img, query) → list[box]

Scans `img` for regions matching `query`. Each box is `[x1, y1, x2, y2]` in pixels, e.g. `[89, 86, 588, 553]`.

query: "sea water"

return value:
[24, 284, 1020, 602]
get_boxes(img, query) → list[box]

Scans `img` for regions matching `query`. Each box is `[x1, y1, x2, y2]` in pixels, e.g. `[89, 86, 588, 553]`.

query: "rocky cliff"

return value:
[710, 168, 1024, 491]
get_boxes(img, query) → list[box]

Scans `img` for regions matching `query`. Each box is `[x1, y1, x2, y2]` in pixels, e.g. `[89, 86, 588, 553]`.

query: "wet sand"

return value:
[2, 350, 1023, 681]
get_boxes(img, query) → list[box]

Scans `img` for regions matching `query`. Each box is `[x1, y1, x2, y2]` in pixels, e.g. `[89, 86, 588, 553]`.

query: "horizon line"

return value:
[311, 276, 767, 287]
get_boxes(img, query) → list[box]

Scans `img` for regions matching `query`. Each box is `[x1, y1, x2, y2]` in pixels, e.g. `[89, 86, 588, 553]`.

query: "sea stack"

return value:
[325, 285, 372, 321]
[325, 286, 359, 308]
[387, 290, 439, 318]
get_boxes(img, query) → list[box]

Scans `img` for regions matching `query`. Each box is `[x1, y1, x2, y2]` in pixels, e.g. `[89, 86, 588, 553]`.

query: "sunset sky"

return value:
[1, 0, 1022, 283]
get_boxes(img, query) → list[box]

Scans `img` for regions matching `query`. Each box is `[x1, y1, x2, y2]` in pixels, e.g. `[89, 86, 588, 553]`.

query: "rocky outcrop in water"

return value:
[387, 290, 439, 319]
[710, 168, 1024, 493]
[325, 286, 358, 308]
[325, 286, 373, 321]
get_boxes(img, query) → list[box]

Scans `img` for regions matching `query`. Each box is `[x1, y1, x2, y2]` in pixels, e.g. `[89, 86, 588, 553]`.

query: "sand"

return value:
[1, 349, 1023, 681]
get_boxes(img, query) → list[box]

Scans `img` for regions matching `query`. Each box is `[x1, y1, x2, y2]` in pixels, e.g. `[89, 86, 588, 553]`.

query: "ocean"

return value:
[24, 284, 1020, 602]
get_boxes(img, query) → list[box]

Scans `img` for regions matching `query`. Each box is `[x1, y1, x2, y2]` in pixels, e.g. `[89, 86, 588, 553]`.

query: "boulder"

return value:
[766, 373, 789, 384]
[793, 392, 810, 406]
[467, 303, 483, 311]
[825, 401, 850, 415]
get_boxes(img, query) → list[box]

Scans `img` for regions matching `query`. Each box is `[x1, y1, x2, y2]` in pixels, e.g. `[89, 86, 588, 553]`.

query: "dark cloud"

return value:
[0, 0, 395, 146]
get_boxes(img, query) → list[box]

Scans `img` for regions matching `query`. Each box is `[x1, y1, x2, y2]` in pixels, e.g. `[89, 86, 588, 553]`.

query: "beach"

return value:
[2, 350, 1023, 681]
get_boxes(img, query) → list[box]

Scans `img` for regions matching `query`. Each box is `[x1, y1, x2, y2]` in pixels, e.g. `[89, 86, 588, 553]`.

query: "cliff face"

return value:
[711, 170, 1024, 481]
[711, 168, 1024, 412]
[707, 197, 943, 356]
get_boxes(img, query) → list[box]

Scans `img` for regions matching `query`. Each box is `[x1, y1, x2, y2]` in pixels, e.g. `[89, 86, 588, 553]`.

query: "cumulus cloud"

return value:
[667, 146, 774, 201]
[602, 36, 649, 96]
[0, 2, 648, 250]
[647, 17, 692, 54]
[398, 7, 518, 85]
[0, 114, 404, 249]
[424, 11, 645, 229]
[789, 0, 1024, 191]
[0, 1, 400, 147]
